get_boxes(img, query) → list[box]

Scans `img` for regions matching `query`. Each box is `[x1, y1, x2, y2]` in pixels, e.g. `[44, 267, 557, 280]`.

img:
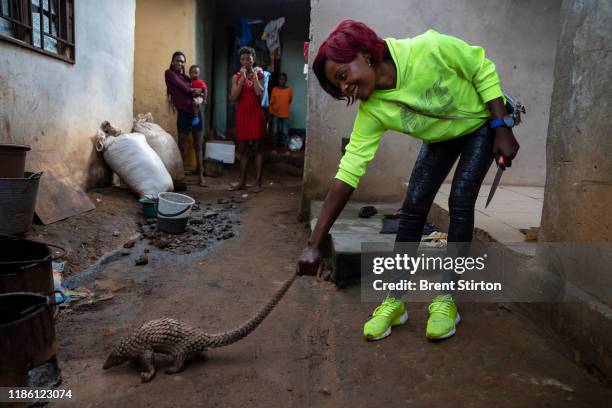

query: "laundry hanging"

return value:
[262, 17, 285, 59]
[261, 70, 272, 108]
[240, 18, 264, 47]
[240, 18, 252, 47]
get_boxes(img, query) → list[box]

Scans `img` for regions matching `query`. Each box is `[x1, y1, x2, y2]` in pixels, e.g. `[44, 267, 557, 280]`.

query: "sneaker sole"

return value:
[365, 311, 409, 341]
[426, 313, 461, 341]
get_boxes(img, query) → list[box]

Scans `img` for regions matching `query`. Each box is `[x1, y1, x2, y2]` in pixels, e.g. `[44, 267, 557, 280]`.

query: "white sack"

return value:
[96, 129, 173, 196]
[133, 113, 185, 183]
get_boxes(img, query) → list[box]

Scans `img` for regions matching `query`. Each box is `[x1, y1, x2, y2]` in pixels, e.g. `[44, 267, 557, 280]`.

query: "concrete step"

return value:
[310, 201, 401, 284]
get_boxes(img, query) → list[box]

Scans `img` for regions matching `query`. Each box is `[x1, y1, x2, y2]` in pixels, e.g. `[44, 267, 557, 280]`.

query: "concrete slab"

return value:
[434, 183, 544, 243]
[310, 201, 402, 283]
[310, 201, 401, 232]
[502, 185, 546, 200]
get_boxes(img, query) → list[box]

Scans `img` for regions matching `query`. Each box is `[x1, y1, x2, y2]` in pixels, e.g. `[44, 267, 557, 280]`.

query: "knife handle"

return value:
[497, 155, 506, 170]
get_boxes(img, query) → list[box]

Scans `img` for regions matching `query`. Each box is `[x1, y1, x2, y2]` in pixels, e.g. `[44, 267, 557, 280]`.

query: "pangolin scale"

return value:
[103, 274, 296, 382]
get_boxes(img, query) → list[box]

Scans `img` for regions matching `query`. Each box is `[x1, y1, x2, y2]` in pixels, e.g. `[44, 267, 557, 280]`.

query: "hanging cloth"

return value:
[262, 17, 285, 58]
[261, 70, 272, 108]
[240, 18, 252, 47]
[240, 18, 264, 47]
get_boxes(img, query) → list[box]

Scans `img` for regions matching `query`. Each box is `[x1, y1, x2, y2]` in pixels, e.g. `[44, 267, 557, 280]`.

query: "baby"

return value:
[189, 65, 208, 126]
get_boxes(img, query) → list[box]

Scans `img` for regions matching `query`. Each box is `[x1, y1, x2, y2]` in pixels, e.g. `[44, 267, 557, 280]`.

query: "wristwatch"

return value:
[490, 115, 515, 129]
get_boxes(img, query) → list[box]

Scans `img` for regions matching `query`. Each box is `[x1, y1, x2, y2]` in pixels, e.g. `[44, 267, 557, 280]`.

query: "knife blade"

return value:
[485, 156, 506, 208]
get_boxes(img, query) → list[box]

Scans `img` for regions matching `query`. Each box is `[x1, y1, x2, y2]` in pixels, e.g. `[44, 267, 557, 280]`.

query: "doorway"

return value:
[209, 0, 310, 143]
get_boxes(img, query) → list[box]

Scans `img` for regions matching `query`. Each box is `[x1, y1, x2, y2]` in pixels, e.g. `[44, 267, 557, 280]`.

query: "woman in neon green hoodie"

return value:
[297, 20, 520, 341]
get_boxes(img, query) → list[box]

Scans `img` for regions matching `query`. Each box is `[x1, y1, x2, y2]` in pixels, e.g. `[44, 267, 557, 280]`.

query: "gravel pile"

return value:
[136, 198, 239, 254]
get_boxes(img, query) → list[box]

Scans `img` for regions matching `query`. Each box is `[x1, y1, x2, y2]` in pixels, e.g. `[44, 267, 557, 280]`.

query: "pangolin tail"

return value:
[207, 274, 297, 348]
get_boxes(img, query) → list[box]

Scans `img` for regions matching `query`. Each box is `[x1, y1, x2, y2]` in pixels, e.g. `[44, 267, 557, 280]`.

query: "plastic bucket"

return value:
[157, 192, 195, 234]
[0, 144, 31, 178]
[157, 192, 195, 219]
[0, 172, 42, 235]
[138, 196, 158, 218]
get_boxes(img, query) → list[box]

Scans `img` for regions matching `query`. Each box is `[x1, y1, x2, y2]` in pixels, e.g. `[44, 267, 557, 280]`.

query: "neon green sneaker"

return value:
[426, 294, 460, 340]
[363, 296, 408, 341]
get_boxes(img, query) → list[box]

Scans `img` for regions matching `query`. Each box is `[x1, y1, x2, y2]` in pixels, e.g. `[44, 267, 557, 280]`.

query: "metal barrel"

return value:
[0, 292, 58, 387]
[0, 172, 42, 235]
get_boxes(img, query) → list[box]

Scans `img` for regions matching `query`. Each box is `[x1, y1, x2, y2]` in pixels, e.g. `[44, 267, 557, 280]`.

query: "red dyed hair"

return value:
[313, 20, 388, 103]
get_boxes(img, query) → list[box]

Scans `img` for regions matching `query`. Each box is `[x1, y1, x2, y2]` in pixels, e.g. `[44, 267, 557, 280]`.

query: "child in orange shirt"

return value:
[269, 73, 293, 155]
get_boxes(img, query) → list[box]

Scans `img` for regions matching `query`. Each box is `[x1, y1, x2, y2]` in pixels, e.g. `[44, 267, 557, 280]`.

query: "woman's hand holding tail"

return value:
[297, 179, 355, 282]
[297, 244, 324, 281]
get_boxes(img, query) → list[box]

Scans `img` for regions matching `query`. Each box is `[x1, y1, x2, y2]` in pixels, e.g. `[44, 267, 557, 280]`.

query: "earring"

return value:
[367, 58, 372, 67]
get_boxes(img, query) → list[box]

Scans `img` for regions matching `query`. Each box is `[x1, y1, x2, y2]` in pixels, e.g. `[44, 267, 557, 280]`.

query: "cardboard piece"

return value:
[205, 140, 235, 164]
[26, 151, 95, 224]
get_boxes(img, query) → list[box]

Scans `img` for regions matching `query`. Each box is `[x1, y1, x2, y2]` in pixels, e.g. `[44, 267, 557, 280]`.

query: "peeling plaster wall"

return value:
[537, 0, 612, 381]
[0, 0, 136, 188]
[540, 0, 612, 242]
[303, 0, 561, 204]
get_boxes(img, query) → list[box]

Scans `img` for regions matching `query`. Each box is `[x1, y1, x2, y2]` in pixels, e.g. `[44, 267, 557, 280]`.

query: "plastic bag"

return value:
[132, 113, 185, 183]
[288, 135, 304, 152]
[96, 127, 173, 196]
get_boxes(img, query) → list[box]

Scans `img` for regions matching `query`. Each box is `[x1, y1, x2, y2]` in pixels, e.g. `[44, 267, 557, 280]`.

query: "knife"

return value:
[485, 155, 506, 208]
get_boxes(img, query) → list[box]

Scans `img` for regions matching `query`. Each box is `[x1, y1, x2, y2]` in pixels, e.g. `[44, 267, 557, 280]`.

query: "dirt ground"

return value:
[30, 188, 142, 274]
[37, 167, 612, 407]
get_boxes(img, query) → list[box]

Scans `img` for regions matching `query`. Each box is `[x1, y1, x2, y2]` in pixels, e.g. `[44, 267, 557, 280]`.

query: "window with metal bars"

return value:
[0, 0, 74, 62]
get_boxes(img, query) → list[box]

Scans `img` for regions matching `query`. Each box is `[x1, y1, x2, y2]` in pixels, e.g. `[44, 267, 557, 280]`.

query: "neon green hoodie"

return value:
[336, 29, 503, 188]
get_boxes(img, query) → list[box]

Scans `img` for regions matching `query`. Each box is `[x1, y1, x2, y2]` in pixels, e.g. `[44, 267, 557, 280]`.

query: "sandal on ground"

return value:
[359, 206, 378, 218]
[228, 182, 245, 191]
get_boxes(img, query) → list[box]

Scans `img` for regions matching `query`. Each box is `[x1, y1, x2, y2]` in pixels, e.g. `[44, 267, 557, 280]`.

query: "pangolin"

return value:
[103, 274, 296, 382]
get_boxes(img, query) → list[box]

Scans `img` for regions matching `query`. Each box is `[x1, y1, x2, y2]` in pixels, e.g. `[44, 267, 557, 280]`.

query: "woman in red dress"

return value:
[230, 46, 265, 192]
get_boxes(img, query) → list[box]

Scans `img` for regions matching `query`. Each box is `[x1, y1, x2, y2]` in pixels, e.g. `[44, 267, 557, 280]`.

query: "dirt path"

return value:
[52, 170, 612, 407]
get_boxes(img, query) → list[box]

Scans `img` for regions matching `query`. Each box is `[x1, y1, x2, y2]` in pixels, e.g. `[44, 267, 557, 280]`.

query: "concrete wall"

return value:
[281, 23, 309, 130]
[212, 19, 229, 134]
[283, 39, 307, 129]
[196, 0, 215, 131]
[0, 0, 136, 188]
[538, 0, 612, 381]
[133, 0, 197, 168]
[303, 0, 561, 204]
[540, 0, 612, 243]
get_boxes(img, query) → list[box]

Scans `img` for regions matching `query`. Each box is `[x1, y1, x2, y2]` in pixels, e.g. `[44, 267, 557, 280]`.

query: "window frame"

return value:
[0, 0, 75, 64]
